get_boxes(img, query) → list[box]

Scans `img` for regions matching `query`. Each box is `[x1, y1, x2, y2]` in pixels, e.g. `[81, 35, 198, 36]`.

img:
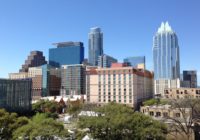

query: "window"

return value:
[175, 113, 181, 118]
[163, 112, 168, 117]
[156, 112, 161, 117]
[184, 90, 188, 94]
[150, 112, 154, 116]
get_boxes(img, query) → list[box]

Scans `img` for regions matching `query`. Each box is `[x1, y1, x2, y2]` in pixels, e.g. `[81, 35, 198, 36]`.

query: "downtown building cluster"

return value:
[1, 27, 150, 111]
[0, 23, 199, 112]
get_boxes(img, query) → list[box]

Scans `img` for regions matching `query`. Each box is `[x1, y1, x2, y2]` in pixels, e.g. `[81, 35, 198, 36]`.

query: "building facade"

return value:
[86, 64, 153, 108]
[0, 78, 32, 112]
[60, 64, 86, 96]
[153, 22, 180, 96]
[88, 27, 103, 66]
[20, 51, 47, 72]
[49, 42, 84, 67]
[98, 54, 118, 68]
[164, 88, 200, 99]
[183, 70, 197, 88]
[124, 56, 145, 69]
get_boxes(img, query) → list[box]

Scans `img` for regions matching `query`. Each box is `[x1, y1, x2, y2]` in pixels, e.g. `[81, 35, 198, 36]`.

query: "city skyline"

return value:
[0, 0, 200, 85]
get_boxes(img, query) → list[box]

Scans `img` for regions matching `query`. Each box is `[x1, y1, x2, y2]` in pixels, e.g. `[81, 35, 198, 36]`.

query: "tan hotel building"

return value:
[86, 63, 154, 108]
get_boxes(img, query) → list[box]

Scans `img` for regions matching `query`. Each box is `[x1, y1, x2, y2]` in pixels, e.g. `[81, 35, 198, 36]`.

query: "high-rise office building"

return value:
[153, 22, 180, 96]
[98, 54, 117, 68]
[0, 78, 32, 112]
[49, 42, 84, 67]
[183, 70, 197, 88]
[124, 56, 145, 69]
[20, 51, 47, 72]
[60, 64, 86, 96]
[153, 22, 180, 80]
[88, 27, 103, 66]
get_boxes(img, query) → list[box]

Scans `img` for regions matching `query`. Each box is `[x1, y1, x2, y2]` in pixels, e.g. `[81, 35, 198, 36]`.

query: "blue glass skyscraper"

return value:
[124, 56, 145, 69]
[153, 22, 180, 80]
[49, 42, 84, 67]
[88, 27, 103, 66]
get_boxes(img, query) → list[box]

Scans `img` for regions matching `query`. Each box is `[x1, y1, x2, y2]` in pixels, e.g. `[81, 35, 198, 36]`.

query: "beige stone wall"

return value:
[165, 88, 200, 99]
[141, 105, 191, 119]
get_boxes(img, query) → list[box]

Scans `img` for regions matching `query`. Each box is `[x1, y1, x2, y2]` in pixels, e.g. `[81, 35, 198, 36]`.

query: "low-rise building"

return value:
[140, 105, 191, 122]
[164, 88, 200, 99]
[0, 78, 32, 112]
[154, 79, 181, 97]
[86, 63, 153, 108]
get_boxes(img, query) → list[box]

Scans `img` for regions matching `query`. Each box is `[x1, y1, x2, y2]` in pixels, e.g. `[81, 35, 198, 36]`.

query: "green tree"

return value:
[143, 98, 169, 106]
[13, 113, 69, 140]
[67, 99, 83, 116]
[78, 103, 167, 140]
[32, 100, 64, 119]
[0, 109, 29, 140]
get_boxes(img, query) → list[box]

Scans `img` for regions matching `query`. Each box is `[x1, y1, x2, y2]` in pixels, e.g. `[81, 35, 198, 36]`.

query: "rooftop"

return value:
[52, 41, 83, 48]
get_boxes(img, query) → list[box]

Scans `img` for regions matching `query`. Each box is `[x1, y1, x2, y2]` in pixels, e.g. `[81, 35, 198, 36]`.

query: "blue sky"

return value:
[0, 0, 199, 85]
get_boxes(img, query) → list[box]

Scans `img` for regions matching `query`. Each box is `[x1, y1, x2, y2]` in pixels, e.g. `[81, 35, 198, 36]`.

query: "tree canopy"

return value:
[32, 100, 66, 119]
[78, 103, 167, 140]
[0, 109, 69, 140]
[0, 109, 29, 140]
[13, 113, 69, 140]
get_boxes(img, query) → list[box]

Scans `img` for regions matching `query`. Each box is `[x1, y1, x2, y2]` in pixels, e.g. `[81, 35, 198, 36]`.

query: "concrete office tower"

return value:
[0, 78, 32, 112]
[153, 22, 180, 96]
[49, 42, 84, 67]
[86, 63, 153, 108]
[20, 51, 47, 72]
[88, 27, 103, 66]
[183, 70, 197, 88]
[98, 54, 118, 68]
[60, 64, 86, 96]
[124, 56, 146, 69]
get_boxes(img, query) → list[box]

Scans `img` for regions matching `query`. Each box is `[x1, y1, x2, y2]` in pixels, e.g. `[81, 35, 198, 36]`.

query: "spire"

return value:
[165, 21, 172, 32]
[157, 21, 173, 33]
